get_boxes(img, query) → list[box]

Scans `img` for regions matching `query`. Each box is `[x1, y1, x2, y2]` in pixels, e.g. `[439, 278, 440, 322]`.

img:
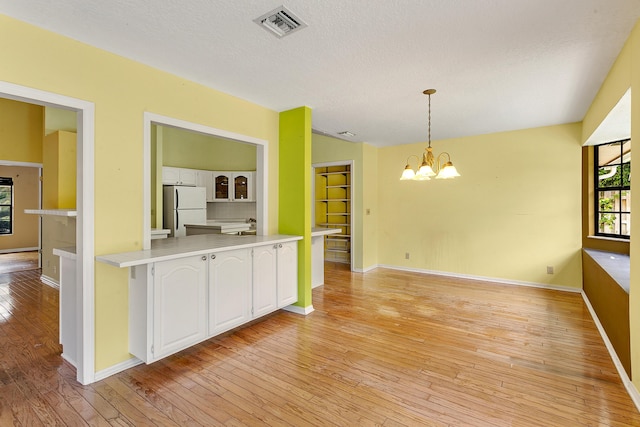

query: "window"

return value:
[0, 177, 13, 235]
[594, 139, 631, 238]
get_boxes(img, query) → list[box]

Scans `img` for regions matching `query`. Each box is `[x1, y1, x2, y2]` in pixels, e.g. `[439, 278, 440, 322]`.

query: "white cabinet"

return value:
[252, 242, 298, 316]
[196, 170, 214, 202]
[152, 255, 207, 360]
[213, 171, 255, 202]
[252, 244, 278, 318]
[276, 241, 298, 307]
[208, 249, 251, 336]
[162, 166, 197, 186]
[126, 239, 298, 364]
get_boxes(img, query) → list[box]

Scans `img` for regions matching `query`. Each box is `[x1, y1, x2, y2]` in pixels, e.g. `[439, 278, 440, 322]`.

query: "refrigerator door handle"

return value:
[175, 210, 179, 234]
[175, 189, 179, 209]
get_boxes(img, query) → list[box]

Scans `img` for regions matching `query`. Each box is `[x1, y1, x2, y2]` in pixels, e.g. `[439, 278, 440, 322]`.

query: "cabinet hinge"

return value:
[151, 345, 154, 354]
[151, 266, 154, 276]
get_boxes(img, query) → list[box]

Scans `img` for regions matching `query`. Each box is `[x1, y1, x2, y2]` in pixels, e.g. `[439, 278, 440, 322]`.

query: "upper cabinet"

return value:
[162, 167, 197, 186]
[213, 171, 255, 202]
[196, 170, 214, 202]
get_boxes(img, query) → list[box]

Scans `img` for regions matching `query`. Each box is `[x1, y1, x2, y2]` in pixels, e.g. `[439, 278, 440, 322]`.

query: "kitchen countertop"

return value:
[311, 227, 342, 237]
[96, 233, 302, 268]
[25, 209, 77, 217]
[185, 220, 251, 233]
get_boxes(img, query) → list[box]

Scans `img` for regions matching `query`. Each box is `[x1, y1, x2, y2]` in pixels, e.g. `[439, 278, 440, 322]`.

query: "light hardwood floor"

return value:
[1, 263, 639, 426]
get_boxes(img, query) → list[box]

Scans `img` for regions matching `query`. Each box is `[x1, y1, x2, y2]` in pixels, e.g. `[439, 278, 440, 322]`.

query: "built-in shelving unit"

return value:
[315, 165, 351, 264]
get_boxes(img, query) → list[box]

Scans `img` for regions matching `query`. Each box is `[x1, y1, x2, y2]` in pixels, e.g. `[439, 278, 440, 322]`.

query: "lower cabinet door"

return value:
[153, 255, 207, 360]
[252, 244, 278, 318]
[208, 249, 251, 335]
[277, 241, 298, 308]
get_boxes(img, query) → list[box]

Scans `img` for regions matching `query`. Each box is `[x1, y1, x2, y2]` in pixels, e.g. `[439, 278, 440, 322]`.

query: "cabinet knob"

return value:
[278, 244, 282, 248]
[211, 254, 216, 260]
[201, 256, 207, 261]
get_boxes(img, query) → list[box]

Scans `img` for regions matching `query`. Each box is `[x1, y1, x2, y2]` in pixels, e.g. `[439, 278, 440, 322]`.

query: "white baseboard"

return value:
[377, 264, 582, 293]
[40, 275, 59, 289]
[581, 291, 640, 411]
[61, 352, 77, 368]
[94, 357, 144, 382]
[0, 247, 38, 254]
[352, 264, 378, 273]
[283, 304, 314, 315]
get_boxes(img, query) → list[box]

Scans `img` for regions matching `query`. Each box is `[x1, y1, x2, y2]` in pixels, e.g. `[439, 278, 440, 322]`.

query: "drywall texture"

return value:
[0, 98, 43, 163]
[582, 250, 630, 377]
[0, 15, 279, 371]
[378, 123, 583, 288]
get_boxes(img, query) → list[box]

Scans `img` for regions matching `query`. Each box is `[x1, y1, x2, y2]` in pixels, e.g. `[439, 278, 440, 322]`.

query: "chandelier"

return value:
[400, 89, 461, 180]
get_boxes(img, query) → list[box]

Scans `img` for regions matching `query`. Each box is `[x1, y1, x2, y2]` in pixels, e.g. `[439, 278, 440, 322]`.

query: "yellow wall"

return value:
[0, 97, 43, 163]
[0, 14, 279, 371]
[162, 125, 257, 171]
[362, 143, 379, 269]
[42, 131, 76, 209]
[0, 165, 39, 251]
[378, 123, 583, 288]
[312, 133, 378, 271]
[582, 20, 640, 388]
[630, 21, 640, 388]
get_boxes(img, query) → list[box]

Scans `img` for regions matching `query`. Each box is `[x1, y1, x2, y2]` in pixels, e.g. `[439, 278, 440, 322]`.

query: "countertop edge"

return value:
[96, 234, 303, 268]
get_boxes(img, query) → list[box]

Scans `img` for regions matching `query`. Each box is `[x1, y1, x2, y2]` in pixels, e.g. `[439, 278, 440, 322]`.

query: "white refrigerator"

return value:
[163, 186, 207, 237]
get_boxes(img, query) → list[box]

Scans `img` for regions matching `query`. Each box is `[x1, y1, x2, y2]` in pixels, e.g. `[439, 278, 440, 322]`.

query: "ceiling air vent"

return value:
[254, 6, 307, 38]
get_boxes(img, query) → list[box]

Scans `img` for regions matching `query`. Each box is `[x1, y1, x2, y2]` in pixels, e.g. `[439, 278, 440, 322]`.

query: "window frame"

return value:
[0, 177, 13, 235]
[593, 139, 631, 239]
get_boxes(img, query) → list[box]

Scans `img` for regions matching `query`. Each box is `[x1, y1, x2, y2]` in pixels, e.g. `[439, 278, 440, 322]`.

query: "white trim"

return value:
[377, 264, 583, 293]
[0, 80, 96, 385]
[0, 247, 39, 254]
[283, 304, 314, 315]
[143, 112, 269, 250]
[0, 160, 43, 168]
[94, 356, 144, 382]
[352, 264, 378, 273]
[40, 274, 59, 289]
[581, 291, 640, 411]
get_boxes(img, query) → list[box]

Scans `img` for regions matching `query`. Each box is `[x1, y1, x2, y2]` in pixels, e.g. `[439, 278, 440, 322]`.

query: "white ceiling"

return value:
[1, 1, 638, 147]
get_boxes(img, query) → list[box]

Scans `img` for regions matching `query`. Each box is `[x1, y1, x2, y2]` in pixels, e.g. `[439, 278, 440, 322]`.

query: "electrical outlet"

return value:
[546, 266, 554, 275]
[53, 265, 57, 274]
[405, 252, 410, 260]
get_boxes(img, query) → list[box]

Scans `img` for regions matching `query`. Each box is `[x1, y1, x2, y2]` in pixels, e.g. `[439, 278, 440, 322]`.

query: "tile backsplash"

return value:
[207, 202, 256, 220]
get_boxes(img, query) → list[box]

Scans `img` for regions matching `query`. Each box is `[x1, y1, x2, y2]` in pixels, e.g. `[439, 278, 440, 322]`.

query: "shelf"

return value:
[326, 248, 350, 253]
[315, 164, 351, 265]
[318, 171, 351, 176]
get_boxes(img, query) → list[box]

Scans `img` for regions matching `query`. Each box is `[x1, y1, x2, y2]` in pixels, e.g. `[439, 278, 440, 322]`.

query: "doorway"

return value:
[0, 80, 95, 385]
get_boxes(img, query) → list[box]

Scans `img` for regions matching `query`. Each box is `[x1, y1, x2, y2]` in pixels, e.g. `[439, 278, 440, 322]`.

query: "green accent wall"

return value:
[279, 107, 312, 309]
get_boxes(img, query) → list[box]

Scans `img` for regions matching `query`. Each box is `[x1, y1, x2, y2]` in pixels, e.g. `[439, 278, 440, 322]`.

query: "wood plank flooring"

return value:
[0, 251, 39, 274]
[1, 263, 640, 426]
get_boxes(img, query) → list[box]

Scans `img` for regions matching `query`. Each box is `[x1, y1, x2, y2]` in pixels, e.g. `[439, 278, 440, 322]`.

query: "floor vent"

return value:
[254, 6, 307, 38]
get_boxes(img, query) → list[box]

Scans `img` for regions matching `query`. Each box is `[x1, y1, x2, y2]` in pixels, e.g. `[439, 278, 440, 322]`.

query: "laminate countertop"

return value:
[96, 233, 302, 268]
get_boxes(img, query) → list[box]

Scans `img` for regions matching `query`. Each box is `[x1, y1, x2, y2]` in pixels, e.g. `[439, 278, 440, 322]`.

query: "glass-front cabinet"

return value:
[214, 173, 230, 201]
[213, 172, 254, 202]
